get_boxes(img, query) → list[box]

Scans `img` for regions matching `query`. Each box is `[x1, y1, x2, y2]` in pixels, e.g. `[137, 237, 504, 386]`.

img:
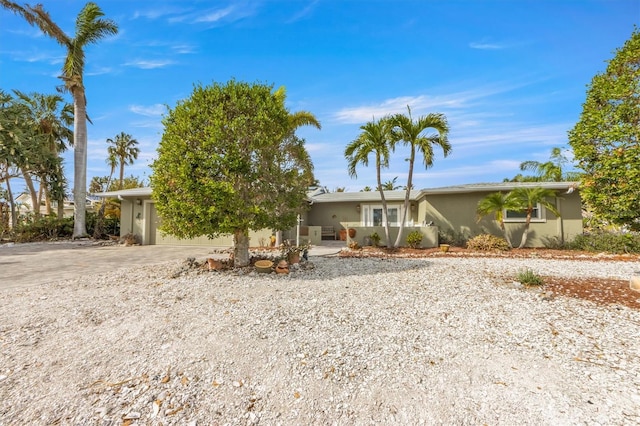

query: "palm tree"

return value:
[509, 187, 560, 248]
[519, 147, 582, 182]
[12, 91, 73, 217]
[476, 192, 520, 248]
[107, 132, 140, 189]
[2, 1, 118, 237]
[378, 176, 401, 191]
[389, 106, 450, 248]
[345, 117, 394, 246]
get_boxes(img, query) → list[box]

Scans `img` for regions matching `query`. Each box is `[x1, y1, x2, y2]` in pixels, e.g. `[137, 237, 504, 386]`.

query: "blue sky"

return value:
[1, 0, 638, 193]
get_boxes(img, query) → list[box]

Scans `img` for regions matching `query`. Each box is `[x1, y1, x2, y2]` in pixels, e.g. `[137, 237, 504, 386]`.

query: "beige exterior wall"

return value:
[421, 190, 583, 247]
[115, 189, 582, 248]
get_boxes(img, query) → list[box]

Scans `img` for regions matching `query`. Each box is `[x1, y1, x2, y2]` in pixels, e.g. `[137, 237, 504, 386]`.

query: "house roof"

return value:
[310, 190, 423, 203]
[98, 182, 579, 201]
[98, 187, 153, 198]
[421, 181, 578, 195]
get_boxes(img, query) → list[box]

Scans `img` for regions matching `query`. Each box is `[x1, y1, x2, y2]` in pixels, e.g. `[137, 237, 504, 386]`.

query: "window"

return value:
[362, 204, 404, 226]
[504, 204, 544, 222]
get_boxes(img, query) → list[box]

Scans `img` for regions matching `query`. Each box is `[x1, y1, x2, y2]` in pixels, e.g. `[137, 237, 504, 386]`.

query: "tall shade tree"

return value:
[151, 80, 319, 267]
[568, 28, 640, 230]
[345, 117, 393, 246]
[390, 106, 450, 248]
[476, 192, 520, 248]
[106, 132, 139, 189]
[509, 187, 560, 249]
[2, 1, 118, 237]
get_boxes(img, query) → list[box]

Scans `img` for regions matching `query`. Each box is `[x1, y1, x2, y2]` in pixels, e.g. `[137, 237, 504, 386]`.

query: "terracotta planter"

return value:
[339, 229, 347, 241]
[255, 259, 273, 273]
[275, 260, 289, 274]
[288, 252, 300, 265]
[348, 228, 356, 238]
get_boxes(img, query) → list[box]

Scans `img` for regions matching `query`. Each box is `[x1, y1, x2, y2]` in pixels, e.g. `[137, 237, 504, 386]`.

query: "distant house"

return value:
[100, 181, 582, 248]
[13, 193, 99, 219]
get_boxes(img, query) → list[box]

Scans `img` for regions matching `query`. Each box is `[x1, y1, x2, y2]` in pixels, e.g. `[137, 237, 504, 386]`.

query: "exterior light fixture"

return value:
[136, 199, 142, 205]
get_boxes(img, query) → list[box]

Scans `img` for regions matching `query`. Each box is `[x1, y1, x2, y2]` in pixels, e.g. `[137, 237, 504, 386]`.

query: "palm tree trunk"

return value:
[72, 89, 88, 238]
[376, 158, 391, 247]
[517, 214, 532, 249]
[393, 145, 415, 248]
[500, 222, 513, 248]
[119, 162, 124, 190]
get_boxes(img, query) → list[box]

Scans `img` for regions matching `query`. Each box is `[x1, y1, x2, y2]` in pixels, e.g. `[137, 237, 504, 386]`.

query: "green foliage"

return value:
[568, 28, 640, 230]
[516, 269, 544, 286]
[369, 232, 381, 246]
[150, 80, 317, 265]
[406, 230, 423, 248]
[504, 147, 582, 182]
[569, 232, 640, 254]
[13, 216, 73, 242]
[466, 234, 511, 251]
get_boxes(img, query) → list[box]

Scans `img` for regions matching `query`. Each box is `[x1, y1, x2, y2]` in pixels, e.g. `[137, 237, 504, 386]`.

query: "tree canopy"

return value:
[151, 80, 319, 266]
[568, 27, 640, 230]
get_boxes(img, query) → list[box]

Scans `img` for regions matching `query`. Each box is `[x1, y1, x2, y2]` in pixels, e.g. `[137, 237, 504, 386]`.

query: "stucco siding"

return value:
[422, 190, 583, 247]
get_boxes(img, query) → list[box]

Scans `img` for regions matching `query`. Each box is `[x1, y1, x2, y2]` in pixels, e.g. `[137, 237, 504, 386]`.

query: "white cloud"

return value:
[123, 59, 175, 69]
[469, 41, 506, 50]
[129, 104, 166, 117]
[194, 6, 235, 23]
[286, 0, 320, 23]
[86, 66, 113, 76]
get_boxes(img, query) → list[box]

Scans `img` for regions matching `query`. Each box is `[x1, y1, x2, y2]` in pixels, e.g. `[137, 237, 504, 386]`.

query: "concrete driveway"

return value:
[0, 241, 343, 290]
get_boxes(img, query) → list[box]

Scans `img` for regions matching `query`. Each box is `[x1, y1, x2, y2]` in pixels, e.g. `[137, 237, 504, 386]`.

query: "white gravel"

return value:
[1, 255, 639, 425]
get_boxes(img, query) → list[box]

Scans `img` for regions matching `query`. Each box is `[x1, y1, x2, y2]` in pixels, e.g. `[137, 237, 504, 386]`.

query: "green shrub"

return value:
[14, 216, 74, 242]
[406, 230, 423, 248]
[370, 232, 381, 247]
[466, 234, 511, 251]
[516, 268, 544, 286]
[569, 231, 640, 254]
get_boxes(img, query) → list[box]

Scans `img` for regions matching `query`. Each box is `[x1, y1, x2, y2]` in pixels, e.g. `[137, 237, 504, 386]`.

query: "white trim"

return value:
[360, 204, 410, 227]
[503, 203, 546, 223]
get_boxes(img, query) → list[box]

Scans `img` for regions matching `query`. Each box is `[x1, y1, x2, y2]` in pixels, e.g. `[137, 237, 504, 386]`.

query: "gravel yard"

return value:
[1, 255, 639, 425]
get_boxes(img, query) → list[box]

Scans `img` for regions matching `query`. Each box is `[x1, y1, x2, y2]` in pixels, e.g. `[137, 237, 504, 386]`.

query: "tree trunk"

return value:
[119, 162, 124, 190]
[393, 145, 415, 248]
[376, 158, 391, 247]
[22, 171, 40, 219]
[233, 229, 250, 267]
[500, 222, 513, 248]
[517, 214, 532, 249]
[4, 172, 17, 229]
[73, 89, 88, 238]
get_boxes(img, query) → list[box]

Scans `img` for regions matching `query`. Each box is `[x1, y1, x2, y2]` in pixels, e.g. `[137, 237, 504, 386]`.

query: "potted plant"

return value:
[370, 232, 381, 247]
[339, 228, 347, 241]
[348, 228, 356, 238]
[280, 241, 310, 264]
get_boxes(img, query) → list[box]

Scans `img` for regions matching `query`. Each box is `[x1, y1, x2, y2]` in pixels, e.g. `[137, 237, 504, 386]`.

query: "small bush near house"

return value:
[569, 232, 640, 254]
[14, 216, 74, 242]
[406, 230, 423, 248]
[466, 234, 511, 251]
[370, 232, 381, 247]
[516, 268, 544, 286]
